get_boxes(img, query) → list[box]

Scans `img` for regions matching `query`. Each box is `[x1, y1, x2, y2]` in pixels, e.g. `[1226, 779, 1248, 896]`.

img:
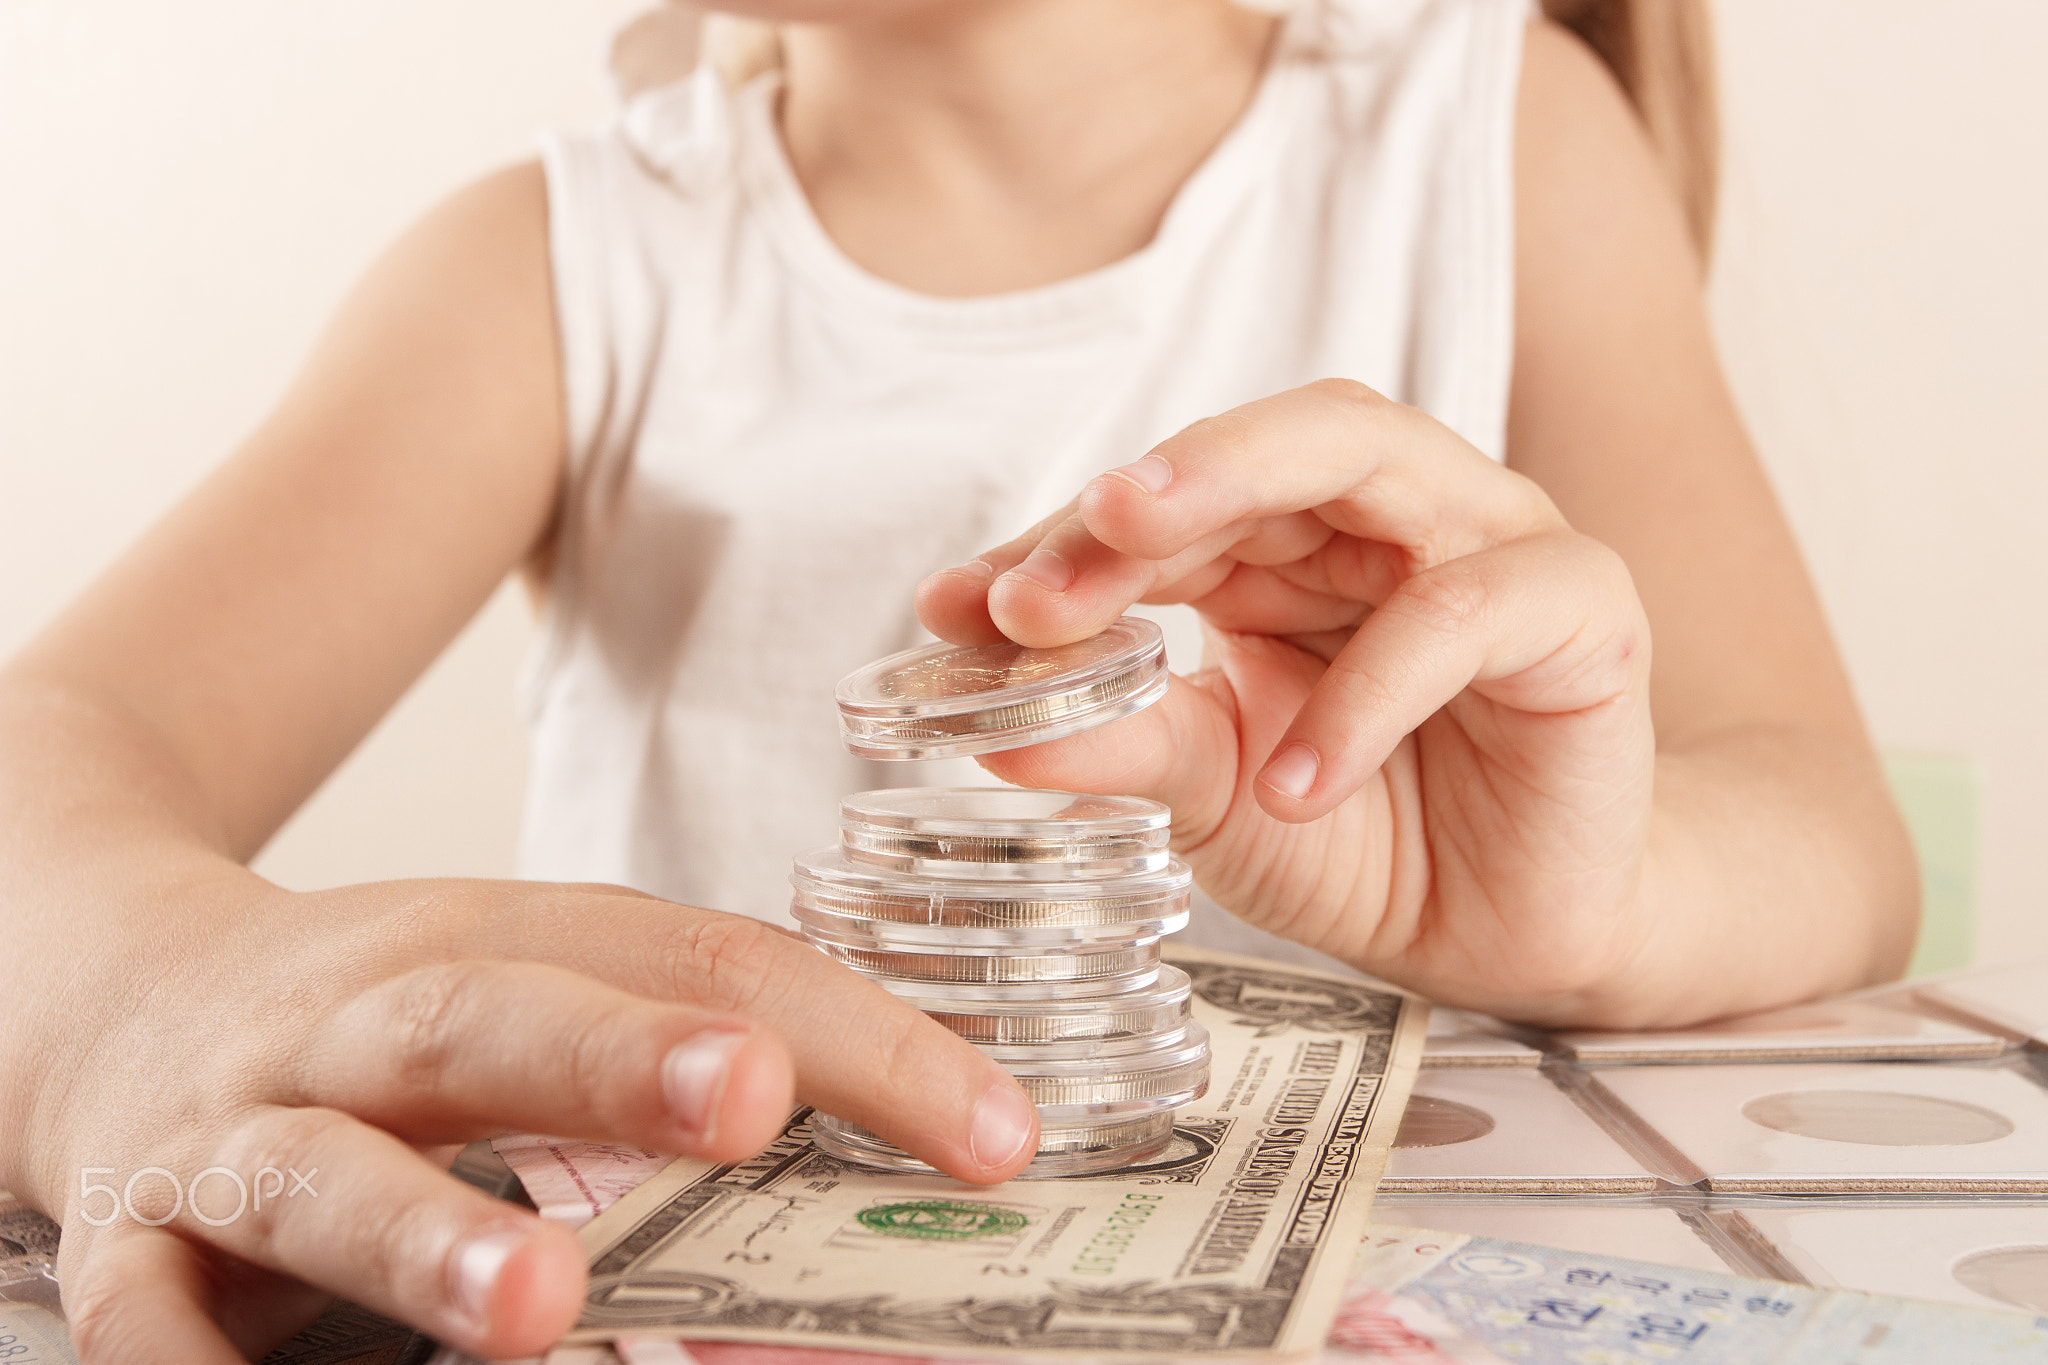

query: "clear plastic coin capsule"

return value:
[990, 1021, 1212, 1096]
[973, 1017, 1206, 1064]
[838, 788, 1172, 878]
[792, 900, 1190, 951]
[888, 963, 1196, 1045]
[834, 618, 1168, 761]
[867, 969, 1167, 1003]
[808, 934, 1161, 986]
[792, 845, 1191, 934]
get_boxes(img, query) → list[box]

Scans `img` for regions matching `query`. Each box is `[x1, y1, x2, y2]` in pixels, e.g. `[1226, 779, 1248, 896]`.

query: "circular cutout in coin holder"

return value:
[836, 617, 1167, 761]
[1952, 1245, 2048, 1315]
[1393, 1094, 1499, 1149]
[1740, 1089, 2016, 1146]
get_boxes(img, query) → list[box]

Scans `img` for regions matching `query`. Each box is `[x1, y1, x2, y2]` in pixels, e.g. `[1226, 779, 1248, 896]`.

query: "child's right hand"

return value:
[918, 381, 1659, 1023]
[0, 867, 1036, 1361]
[916, 375, 1907, 1031]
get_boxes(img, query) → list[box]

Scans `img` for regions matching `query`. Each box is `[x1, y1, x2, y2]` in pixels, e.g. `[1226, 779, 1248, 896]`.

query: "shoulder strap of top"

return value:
[618, 65, 744, 191]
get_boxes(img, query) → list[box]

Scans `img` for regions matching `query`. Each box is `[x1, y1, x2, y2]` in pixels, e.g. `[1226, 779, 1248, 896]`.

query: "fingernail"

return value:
[1103, 455, 1173, 495]
[950, 559, 995, 583]
[969, 1081, 1038, 1171]
[663, 1027, 750, 1141]
[1261, 742, 1321, 800]
[447, 1226, 530, 1332]
[1005, 548, 1073, 593]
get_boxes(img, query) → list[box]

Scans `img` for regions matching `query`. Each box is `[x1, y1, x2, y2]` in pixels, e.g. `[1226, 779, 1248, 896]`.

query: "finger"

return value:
[985, 497, 1332, 647]
[476, 904, 1040, 1184]
[988, 520, 1379, 651]
[1281, 628, 1359, 664]
[207, 1257, 334, 1360]
[981, 505, 1174, 647]
[305, 959, 795, 1164]
[64, 1227, 246, 1365]
[916, 503, 1083, 645]
[1180, 563, 1373, 638]
[922, 499, 1289, 649]
[188, 1106, 586, 1359]
[1080, 379, 1558, 565]
[916, 557, 1005, 645]
[1252, 533, 1648, 822]
[1156, 535, 1407, 638]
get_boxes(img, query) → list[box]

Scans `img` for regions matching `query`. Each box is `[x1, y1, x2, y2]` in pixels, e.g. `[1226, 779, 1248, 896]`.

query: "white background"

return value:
[3, 1, 2043, 963]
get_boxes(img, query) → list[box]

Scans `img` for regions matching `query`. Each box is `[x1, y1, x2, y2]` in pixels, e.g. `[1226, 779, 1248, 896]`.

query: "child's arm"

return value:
[0, 165, 1035, 1361]
[917, 22, 1916, 1028]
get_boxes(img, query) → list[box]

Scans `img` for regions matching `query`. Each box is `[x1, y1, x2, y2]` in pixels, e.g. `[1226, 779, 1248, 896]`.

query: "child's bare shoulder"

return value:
[1517, 18, 1677, 195]
[1513, 16, 1702, 308]
[345, 160, 553, 344]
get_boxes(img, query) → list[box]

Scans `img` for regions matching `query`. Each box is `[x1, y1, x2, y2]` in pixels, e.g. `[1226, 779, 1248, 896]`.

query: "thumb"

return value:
[1202, 629, 1331, 793]
[975, 673, 1228, 837]
[976, 630, 1327, 844]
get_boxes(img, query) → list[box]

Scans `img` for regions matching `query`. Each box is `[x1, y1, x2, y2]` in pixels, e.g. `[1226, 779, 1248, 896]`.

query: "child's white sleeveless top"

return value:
[523, 0, 1526, 964]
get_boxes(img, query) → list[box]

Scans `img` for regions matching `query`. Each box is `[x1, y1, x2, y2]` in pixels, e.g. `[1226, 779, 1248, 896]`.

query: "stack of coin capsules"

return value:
[799, 618, 1212, 1177]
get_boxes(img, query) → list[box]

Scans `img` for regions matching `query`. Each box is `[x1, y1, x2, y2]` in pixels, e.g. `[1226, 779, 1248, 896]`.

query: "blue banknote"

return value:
[1351, 1226, 2048, 1363]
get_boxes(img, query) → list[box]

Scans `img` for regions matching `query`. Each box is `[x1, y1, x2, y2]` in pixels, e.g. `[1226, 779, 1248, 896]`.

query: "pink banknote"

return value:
[494, 1135, 675, 1229]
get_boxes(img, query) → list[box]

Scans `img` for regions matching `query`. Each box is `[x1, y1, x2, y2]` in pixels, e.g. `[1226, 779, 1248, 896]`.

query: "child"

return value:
[0, 1, 1914, 1359]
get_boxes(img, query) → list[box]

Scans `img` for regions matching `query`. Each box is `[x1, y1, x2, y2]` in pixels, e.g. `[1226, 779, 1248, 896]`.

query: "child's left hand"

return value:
[918, 379, 1657, 1023]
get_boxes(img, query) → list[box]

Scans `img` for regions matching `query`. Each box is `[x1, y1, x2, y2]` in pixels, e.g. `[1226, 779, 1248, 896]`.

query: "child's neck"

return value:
[780, 0, 1278, 298]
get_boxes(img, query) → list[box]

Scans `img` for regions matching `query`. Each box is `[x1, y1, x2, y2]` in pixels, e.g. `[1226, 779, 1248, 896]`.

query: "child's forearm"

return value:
[1543, 722, 1918, 1029]
[0, 667, 259, 881]
[0, 670, 265, 1189]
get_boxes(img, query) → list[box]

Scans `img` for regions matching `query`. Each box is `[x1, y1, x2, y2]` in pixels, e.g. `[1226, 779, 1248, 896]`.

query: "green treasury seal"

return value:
[855, 1200, 1029, 1241]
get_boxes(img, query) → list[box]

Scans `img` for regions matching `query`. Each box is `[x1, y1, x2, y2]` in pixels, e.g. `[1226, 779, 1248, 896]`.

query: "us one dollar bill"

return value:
[563, 945, 1427, 1358]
